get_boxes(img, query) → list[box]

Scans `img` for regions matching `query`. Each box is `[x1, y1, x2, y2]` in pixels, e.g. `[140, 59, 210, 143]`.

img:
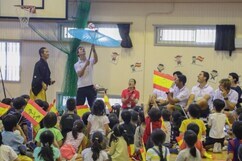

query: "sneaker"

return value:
[222, 145, 228, 151]
[213, 143, 222, 153]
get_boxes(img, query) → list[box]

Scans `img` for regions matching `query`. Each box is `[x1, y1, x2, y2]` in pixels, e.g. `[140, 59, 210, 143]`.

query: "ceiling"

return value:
[90, 0, 242, 3]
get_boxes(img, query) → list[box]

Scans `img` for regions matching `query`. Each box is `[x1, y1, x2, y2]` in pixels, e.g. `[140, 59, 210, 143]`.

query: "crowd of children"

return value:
[0, 92, 242, 161]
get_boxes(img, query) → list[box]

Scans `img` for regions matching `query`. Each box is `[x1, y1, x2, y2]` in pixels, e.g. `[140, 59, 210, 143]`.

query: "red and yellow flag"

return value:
[176, 134, 183, 146]
[153, 71, 174, 92]
[76, 105, 90, 118]
[104, 94, 112, 112]
[0, 102, 11, 117]
[22, 100, 47, 126]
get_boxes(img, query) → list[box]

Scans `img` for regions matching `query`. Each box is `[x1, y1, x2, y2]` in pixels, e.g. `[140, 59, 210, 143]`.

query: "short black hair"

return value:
[188, 104, 200, 118]
[202, 71, 210, 82]
[21, 94, 30, 100]
[42, 101, 49, 111]
[161, 109, 171, 121]
[148, 108, 161, 122]
[121, 110, 131, 124]
[184, 130, 197, 148]
[187, 123, 199, 135]
[1, 98, 12, 105]
[39, 47, 46, 57]
[173, 71, 183, 76]
[213, 99, 225, 112]
[232, 121, 242, 139]
[66, 98, 76, 111]
[92, 99, 105, 116]
[131, 110, 139, 123]
[108, 113, 119, 129]
[178, 74, 187, 85]
[12, 97, 27, 110]
[2, 114, 18, 131]
[229, 72, 239, 83]
[43, 112, 57, 128]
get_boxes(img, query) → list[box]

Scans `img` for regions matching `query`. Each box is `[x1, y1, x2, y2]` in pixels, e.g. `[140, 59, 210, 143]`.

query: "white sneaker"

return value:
[213, 143, 222, 153]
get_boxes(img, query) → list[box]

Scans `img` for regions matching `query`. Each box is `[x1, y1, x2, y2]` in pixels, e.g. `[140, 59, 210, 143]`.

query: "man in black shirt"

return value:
[30, 47, 55, 101]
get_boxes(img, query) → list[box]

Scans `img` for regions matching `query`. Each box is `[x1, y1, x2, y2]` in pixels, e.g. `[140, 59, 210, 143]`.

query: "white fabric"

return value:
[0, 145, 18, 161]
[172, 86, 190, 108]
[74, 58, 95, 88]
[213, 89, 238, 109]
[175, 148, 201, 161]
[87, 114, 110, 135]
[81, 148, 108, 161]
[153, 89, 167, 100]
[208, 113, 226, 138]
[163, 121, 171, 144]
[191, 84, 214, 108]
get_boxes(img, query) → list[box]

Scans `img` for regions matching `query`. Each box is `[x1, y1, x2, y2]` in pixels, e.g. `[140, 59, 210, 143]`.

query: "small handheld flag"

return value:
[0, 102, 11, 117]
[76, 105, 90, 118]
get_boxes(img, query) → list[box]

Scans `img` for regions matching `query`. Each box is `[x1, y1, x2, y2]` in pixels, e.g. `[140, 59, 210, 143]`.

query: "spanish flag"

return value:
[76, 105, 90, 118]
[104, 94, 112, 112]
[48, 99, 58, 115]
[153, 70, 174, 92]
[22, 100, 47, 126]
[0, 102, 11, 117]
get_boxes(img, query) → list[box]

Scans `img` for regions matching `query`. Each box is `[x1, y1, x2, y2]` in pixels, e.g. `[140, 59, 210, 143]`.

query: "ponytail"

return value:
[38, 143, 54, 161]
[158, 144, 164, 161]
[91, 140, 102, 161]
[72, 125, 78, 139]
[190, 146, 197, 157]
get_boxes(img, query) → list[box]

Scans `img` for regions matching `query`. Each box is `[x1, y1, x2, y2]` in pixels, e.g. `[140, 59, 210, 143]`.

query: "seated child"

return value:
[82, 131, 109, 161]
[176, 130, 201, 161]
[227, 121, 242, 161]
[179, 104, 206, 140]
[146, 129, 170, 161]
[33, 130, 61, 161]
[204, 99, 226, 152]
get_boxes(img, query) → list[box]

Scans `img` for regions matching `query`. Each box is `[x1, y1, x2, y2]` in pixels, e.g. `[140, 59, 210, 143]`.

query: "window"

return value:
[0, 41, 20, 81]
[60, 23, 122, 41]
[155, 25, 216, 46]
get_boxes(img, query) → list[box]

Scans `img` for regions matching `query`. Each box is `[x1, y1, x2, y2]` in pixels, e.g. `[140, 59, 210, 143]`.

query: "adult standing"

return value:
[30, 47, 55, 101]
[74, 45, 98, 108]
[121, 78, 140, 109]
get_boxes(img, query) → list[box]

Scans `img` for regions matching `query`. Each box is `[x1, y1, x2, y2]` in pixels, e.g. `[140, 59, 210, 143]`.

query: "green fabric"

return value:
[29, 1, 91, 99]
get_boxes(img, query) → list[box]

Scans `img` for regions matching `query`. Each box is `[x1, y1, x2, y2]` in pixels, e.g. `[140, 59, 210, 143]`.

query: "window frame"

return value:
[154, 25, 216, 47]
[59, 22, 122, 42]
[0, 40, 21, 82]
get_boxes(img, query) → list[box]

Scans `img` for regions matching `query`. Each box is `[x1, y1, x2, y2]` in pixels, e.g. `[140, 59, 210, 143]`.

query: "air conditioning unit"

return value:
[235, 38, 242, 49]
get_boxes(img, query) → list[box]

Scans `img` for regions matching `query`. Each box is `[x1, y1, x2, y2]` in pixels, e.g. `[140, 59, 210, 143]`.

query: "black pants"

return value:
[76, 85, 97, 108]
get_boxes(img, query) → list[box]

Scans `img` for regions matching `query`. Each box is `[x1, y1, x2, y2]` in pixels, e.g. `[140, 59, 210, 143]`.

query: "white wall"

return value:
[0, 2, 242, 105]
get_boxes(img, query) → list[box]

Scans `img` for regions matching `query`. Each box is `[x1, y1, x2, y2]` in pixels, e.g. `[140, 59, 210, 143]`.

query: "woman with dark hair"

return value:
[176, 130, 201, 161]
[146, 129, 170, 161]
[33, 130, 61, 161]
[81, 131, 108, 161]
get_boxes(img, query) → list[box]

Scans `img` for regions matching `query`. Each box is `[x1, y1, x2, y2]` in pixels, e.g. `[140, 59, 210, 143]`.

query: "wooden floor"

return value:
[170, 151, 227, 161]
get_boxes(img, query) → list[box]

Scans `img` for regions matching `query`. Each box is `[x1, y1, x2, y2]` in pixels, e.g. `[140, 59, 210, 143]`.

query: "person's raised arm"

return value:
[77, 61, 90, 77]
[92, 44, 98, 64]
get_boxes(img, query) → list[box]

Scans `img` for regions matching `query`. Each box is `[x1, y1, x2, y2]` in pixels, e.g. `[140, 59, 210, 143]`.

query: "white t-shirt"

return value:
[175, 148, 201, 161]
[74, 58, 95, 88]
[0, 145, 18, 161]
[153, 89, 167, 100]
[213, 89, 238, 110]
[208, 113, 226, 138]
[191, 84, 214, 108]
[87, 114, 110, 135]
[172, 86, 190, 108]
[81, 148, 108, 161]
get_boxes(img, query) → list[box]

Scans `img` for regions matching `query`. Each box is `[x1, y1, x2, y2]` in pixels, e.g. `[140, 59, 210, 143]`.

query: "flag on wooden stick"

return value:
[22, 100, 47, 126]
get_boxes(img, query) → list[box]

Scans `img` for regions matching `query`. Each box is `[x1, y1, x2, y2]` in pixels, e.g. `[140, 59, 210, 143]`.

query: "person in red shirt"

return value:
[121, 78, 140, 109]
